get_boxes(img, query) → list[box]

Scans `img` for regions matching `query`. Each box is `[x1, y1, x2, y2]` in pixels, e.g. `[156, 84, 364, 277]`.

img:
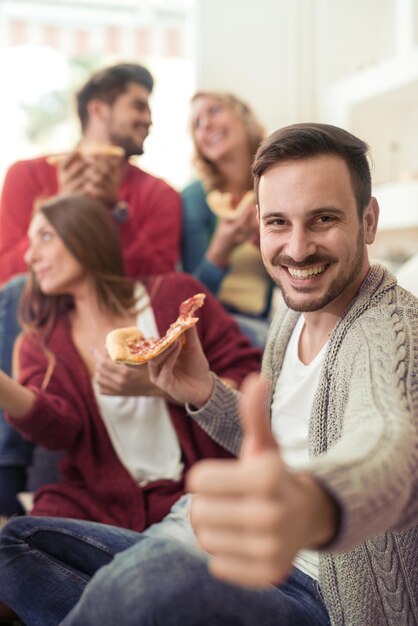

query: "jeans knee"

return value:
[64, 537, 210, 626]
[0, 515, 37, 548]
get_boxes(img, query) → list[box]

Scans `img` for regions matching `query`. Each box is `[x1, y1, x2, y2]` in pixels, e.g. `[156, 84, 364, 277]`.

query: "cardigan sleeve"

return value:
[6, 334, 85, 449]
[309, 311, 418, 552]
[186, 374, 242, 455]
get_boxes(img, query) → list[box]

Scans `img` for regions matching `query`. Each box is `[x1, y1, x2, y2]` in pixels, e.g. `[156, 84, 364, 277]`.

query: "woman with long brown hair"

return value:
[0, 193, 261, 530]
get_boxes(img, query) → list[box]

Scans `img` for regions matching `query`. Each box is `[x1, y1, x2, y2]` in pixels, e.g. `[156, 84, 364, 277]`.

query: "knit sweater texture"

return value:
[190, 265, 418, 625]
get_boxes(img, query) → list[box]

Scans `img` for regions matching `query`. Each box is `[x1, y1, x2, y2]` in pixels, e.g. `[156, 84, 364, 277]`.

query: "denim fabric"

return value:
[63, 537, 330, 626]
[0, 504, 330, 626]
[0, 496, 194, 626]
[0, 274, 32, 466]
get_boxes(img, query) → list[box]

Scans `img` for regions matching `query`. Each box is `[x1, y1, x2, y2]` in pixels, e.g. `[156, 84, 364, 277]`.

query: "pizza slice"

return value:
[106, 293, 206, 365]
[206, 189, 256, 220]
[47, 143, 125, 165]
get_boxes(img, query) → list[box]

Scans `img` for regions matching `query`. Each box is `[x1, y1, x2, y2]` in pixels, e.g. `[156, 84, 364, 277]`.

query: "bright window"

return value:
[0, 0, 196, 190]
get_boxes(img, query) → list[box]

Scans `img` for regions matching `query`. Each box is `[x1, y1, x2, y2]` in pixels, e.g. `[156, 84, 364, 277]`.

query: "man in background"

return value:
[0, 62, 181, 282]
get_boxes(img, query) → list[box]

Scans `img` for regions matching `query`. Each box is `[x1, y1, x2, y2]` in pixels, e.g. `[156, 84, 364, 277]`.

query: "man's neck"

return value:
[298, 262, 372, 364]
[297, 312, 337, 365]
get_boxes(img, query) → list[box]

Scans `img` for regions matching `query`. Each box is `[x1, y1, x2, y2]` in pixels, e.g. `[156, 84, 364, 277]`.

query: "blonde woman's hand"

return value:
[207, 201, 258, 268]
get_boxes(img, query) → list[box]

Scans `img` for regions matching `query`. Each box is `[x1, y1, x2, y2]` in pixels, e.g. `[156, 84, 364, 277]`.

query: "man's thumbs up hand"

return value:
[187, 373, 338, 588]
[188, 374, 294, 587]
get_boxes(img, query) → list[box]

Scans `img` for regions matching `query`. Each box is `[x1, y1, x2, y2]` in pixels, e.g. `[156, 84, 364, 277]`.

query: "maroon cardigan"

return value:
[0, 157, 182, 284]
[8, 273, 261, 531]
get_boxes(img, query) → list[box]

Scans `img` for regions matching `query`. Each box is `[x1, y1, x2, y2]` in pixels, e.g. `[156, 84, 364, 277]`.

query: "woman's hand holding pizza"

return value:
[93, 350, 164, 397]
[147, 325, 214, 408]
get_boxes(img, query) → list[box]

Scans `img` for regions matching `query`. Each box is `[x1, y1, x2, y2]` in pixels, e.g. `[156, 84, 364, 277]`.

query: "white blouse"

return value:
[93, 284, 184, 486]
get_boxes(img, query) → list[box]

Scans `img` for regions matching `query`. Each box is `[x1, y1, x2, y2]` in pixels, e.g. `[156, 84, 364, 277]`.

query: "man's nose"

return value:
[143, 109, 152, 126]
[285, 226, 317, 263]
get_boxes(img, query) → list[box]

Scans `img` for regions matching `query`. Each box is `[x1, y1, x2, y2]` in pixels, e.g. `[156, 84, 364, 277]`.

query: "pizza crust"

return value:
[105, 327, 145, 365]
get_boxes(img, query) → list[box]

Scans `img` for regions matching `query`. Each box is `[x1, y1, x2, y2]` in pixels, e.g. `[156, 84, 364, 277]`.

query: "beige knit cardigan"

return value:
[191, 265, 418, 625]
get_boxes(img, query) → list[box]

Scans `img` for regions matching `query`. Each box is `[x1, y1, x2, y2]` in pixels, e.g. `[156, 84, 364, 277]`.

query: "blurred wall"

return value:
[194, 0, 317, 133]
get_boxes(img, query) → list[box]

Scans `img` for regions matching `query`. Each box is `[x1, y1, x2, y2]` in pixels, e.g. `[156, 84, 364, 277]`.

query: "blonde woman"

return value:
[181, 92, 272, 348]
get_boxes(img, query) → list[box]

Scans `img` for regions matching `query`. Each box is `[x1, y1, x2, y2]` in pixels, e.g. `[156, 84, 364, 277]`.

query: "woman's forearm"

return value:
[0, 370, 36, 417]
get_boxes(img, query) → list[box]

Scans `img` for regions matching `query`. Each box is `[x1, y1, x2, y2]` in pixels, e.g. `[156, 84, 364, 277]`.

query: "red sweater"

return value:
[7, 273, 261, 531]
[0, 157, 182, 284]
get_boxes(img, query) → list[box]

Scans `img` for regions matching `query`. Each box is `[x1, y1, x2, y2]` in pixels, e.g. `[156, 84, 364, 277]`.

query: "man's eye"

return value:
[41, 231, 53, 241]
[318, 216, 334, 223]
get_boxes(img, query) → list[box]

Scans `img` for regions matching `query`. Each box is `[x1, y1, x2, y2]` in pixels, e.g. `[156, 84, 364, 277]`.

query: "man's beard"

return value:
[108, 129, 145, 158]
[109, 136, 144, 158]
[268, 225, 365, 313]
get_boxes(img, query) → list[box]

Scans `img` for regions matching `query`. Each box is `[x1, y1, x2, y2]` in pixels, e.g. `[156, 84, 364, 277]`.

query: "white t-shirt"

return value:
[271, 315, 328, 581]
[93, 285, 184, 487]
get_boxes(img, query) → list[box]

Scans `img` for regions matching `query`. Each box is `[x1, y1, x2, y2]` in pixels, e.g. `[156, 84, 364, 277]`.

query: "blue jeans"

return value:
[0, 510, 330, 626]
[0, 496, 194, 626]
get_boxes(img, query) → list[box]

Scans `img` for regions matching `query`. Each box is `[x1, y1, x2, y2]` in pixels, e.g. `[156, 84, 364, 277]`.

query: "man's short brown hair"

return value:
[252, 123, 372, 217]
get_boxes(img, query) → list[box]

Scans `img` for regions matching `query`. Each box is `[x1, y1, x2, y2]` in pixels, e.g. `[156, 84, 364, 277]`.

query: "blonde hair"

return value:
[190, 91, 265, 191]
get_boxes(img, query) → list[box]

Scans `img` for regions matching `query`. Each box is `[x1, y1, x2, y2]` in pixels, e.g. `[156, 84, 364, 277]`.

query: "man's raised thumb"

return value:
[239, 373, 278, 458]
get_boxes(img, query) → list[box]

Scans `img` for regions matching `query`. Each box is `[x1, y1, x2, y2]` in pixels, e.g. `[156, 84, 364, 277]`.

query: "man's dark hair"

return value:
[76, 63, 154, 131]
[252, 123, 372, 217]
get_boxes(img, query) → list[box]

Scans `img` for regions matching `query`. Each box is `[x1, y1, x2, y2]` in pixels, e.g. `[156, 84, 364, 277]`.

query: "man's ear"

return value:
[363, 196, 379, 245]
[86, 99, 110, 124]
